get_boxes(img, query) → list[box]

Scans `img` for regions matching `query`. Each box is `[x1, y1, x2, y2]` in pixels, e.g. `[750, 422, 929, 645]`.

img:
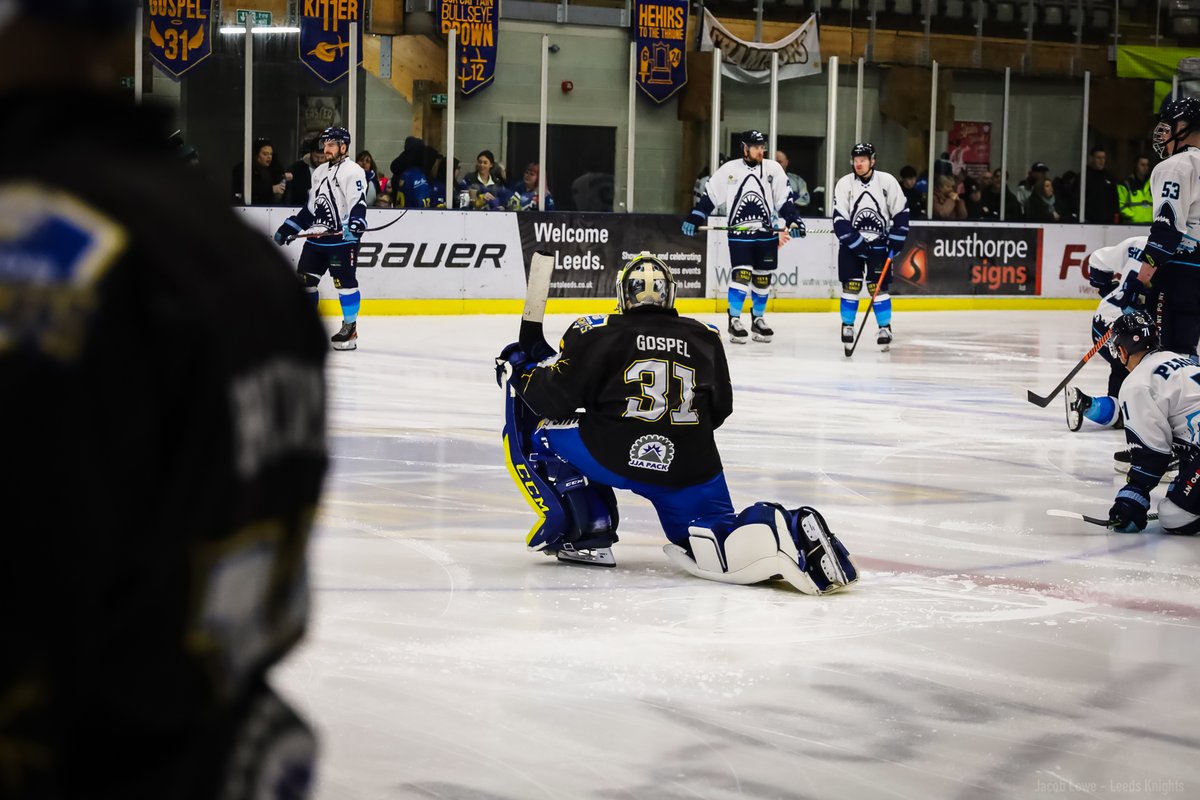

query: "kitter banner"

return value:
[439, 0, 498, 97]
[633, 0, 687, 103]
[299, 0, 364, 84]
[892, 224, 1042, 295]
[517, 213, 705, 299]
[146, 0, 213, 79]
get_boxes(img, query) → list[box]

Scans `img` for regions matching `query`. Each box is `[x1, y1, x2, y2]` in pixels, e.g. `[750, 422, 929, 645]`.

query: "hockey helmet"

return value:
[851, 142, 876, 160]
[1154, 96, 1200, 159]
[319, 126, 352, 149]
[616, 252, 676, 312]
[741, 130, 768, 148]
[1108, 310, 1159, 361]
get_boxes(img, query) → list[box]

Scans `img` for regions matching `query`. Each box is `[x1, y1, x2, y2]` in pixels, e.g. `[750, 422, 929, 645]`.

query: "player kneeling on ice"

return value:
[1104, 310, 1200, 534]
[495, 253, 857, 594]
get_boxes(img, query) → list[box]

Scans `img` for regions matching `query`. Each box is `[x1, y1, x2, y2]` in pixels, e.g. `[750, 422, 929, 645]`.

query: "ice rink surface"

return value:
[277, 311, 1200, 800]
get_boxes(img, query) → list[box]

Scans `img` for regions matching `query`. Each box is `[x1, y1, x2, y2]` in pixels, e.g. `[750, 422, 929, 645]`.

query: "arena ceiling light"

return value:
[218, 26, 301, 34]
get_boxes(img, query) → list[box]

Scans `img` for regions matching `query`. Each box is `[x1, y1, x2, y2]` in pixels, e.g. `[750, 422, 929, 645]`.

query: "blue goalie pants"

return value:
[542, 424, 735, 547]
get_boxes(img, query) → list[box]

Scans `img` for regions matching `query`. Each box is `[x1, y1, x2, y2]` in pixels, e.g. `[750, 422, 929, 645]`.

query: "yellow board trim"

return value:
[318, 297, 1098, 315]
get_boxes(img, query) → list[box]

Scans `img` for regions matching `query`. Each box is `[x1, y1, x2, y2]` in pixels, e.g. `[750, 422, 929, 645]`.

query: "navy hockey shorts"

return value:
[837, 245, 891, 290]
[1148, 262, 1200, 356]
[544, 426, 734, 546]
[728, 237, 778, 272]
[298, 241, 360, 288]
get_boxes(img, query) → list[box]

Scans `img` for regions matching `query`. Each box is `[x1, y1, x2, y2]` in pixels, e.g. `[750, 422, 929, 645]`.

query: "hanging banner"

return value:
[948, 121, 992, 179]
[146, 0, 214, 79]
[633, 0, 688, 103]
[439, 0, 499, 97]
[299, 0, 363, 84]
[700, 10, 820, 84]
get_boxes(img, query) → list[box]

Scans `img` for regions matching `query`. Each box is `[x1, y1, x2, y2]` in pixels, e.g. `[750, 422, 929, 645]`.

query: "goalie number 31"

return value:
[623, 359, 699, 424]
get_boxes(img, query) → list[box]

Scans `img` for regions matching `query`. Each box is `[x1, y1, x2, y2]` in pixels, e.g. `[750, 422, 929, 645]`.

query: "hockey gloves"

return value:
[1088, 266, 1116, 293]
[274, 218, 303, 246]
[787, 218, 806, 239]
[681, 210, 705, 237]
[1108, 486, 1151, 533]
[1112, 273, 1148, 313]
[344, 217, 367, 243]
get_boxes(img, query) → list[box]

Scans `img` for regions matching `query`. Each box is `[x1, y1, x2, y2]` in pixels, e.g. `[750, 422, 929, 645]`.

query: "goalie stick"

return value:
[1046, 509, 1159, 526]
[1025, 327, 1114, 408]
[844, 255, 894, 358]
[520, 250, 556, 360]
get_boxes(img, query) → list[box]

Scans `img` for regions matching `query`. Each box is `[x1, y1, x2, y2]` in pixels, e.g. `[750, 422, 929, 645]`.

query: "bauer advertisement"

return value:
[516, 213, 706, 300]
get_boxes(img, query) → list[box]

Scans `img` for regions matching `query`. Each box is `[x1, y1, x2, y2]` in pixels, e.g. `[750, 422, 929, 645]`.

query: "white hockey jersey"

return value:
[699, 157, 793, 238]
[1094, 235, 1147, 326]
[832, 170, 907, 250]
[302, 156, 368, 240]
[1120, 350, 1200, 466]
[1145, 146, 1200, 264]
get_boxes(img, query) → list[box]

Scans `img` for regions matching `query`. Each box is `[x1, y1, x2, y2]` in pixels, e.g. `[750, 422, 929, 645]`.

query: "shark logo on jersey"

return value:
[728, 175, 771, 228]
[312, 178, 342, 233]
[629, 434, 675, 472]
[851, 192, 887, 240]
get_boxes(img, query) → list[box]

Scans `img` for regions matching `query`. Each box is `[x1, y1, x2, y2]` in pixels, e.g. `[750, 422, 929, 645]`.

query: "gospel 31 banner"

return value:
[145, 0, 213, 79]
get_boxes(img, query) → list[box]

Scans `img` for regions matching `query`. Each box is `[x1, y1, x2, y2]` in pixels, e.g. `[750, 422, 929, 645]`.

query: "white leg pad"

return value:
[664, 520, 824, 593]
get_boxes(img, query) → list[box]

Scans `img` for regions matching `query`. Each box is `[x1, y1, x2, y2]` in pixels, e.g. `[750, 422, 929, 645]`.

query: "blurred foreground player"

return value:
[0, 2, 328, 798]
[496, 253, 857, 594]
[1104, 312, 1200, 534]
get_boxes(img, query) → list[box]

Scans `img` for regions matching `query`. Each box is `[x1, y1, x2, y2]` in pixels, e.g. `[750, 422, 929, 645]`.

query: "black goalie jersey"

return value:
[519, 306, 734, 488]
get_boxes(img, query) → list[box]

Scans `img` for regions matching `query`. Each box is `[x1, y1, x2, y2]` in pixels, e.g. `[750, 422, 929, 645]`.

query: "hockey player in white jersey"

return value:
[1110, 97, 1200, 354]
[682, 129, 805, 344]
[274, 126, 368, 350]
[833, 143, 909, 350]
[1065, 236, 1146, 433]
[1103, 310, 1200, 534]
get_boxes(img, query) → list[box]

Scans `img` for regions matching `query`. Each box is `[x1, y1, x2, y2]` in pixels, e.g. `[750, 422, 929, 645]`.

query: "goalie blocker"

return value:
[496, 251, 858, 593]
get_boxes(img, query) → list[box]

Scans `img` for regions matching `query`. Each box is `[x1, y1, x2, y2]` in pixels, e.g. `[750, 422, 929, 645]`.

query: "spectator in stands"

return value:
[1118, 153, 1153, 224]
[986, 168, 1023, 221]
[1015, 161, 1048, 216]
[510, 162, 554, 211]
[899, 165, 925, 219]
[963, 178, 988, 220]
[231, 137, 288, 206]
[390, 136, 432, 208]
[356, 150, 388, 207]
[1027, 178, 1061, 222]
[774, 150, 811, 212]
[934, 151, 954, 178]
[932, 175, 967, 220]
[571, 159, 614, 212]
[431, 155, 467, 209]
[285, 138, 324, 206]
[465, 149, 508, 210]
[1055, 170, 1081, 222]
[1084, 146, 1119, 224]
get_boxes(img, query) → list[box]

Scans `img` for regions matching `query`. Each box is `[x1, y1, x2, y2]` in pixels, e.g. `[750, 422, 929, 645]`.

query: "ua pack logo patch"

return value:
[629, 434, 675, 472]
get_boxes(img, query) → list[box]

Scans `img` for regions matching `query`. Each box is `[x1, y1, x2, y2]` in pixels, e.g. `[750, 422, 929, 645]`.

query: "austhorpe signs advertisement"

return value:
[892, 225, 1041, 295]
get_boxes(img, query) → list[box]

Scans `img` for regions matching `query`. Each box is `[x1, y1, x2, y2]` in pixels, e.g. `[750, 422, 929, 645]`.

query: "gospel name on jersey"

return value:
[636, 333, 692, 357]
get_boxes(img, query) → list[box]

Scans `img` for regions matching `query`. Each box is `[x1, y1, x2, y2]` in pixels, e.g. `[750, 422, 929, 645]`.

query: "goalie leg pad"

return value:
[664, 502, 858, 594]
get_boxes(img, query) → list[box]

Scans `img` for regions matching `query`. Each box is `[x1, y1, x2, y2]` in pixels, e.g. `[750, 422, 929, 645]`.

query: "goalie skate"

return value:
[554, 543, 617, 567]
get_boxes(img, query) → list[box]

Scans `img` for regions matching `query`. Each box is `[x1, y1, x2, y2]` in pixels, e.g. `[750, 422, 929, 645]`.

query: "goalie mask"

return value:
[1108, 310, 1159, 360]
[616, 253, 676, 312]
[1154, 97, 1200, 159]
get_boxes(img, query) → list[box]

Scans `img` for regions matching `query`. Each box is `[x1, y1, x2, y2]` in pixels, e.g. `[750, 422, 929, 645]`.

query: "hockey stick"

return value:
[1046, 509, 1159, 526]
[1025, 327, 1114, 408]
[844, 255, 893, 358]
[699, 222, 833, 234]
[289, 210, 409, 240]
[520, 251, 556, 360]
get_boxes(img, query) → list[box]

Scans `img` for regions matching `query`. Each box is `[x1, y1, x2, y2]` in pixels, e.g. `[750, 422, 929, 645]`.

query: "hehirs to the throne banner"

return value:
[633, 0, 688, 103]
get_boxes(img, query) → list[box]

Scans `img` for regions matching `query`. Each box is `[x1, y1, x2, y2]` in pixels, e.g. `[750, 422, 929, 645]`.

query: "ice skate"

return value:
[876, 324, 893, 351]
[728, 315, 748, 345]
[841, 323, 854, 344]
[331, 321, 358, 351]
[1065, 386, 1091, 432]
[751, 316, 774, 343]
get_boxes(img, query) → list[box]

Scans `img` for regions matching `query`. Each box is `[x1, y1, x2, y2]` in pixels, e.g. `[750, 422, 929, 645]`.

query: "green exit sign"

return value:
[236, 9, 273, 25]
[431, 93, 448, 108]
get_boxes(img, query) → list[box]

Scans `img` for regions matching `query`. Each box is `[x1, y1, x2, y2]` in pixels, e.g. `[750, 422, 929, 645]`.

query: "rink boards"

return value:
[234, 206, 1141, 314]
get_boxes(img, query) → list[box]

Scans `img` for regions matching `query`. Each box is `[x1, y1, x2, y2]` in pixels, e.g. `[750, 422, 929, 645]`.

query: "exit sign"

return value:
[236, 9, 273, 25]
[431, 93, 448, 108]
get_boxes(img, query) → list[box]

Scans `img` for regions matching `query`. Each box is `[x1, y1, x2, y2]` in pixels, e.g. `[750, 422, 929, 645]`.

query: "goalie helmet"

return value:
[1154, 96, 1200, 159]
[616, 252, 676, 312]
[851, 142, 876, 160]
[319, 126, 352, 148]
[1108, 310, 1159, 360]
